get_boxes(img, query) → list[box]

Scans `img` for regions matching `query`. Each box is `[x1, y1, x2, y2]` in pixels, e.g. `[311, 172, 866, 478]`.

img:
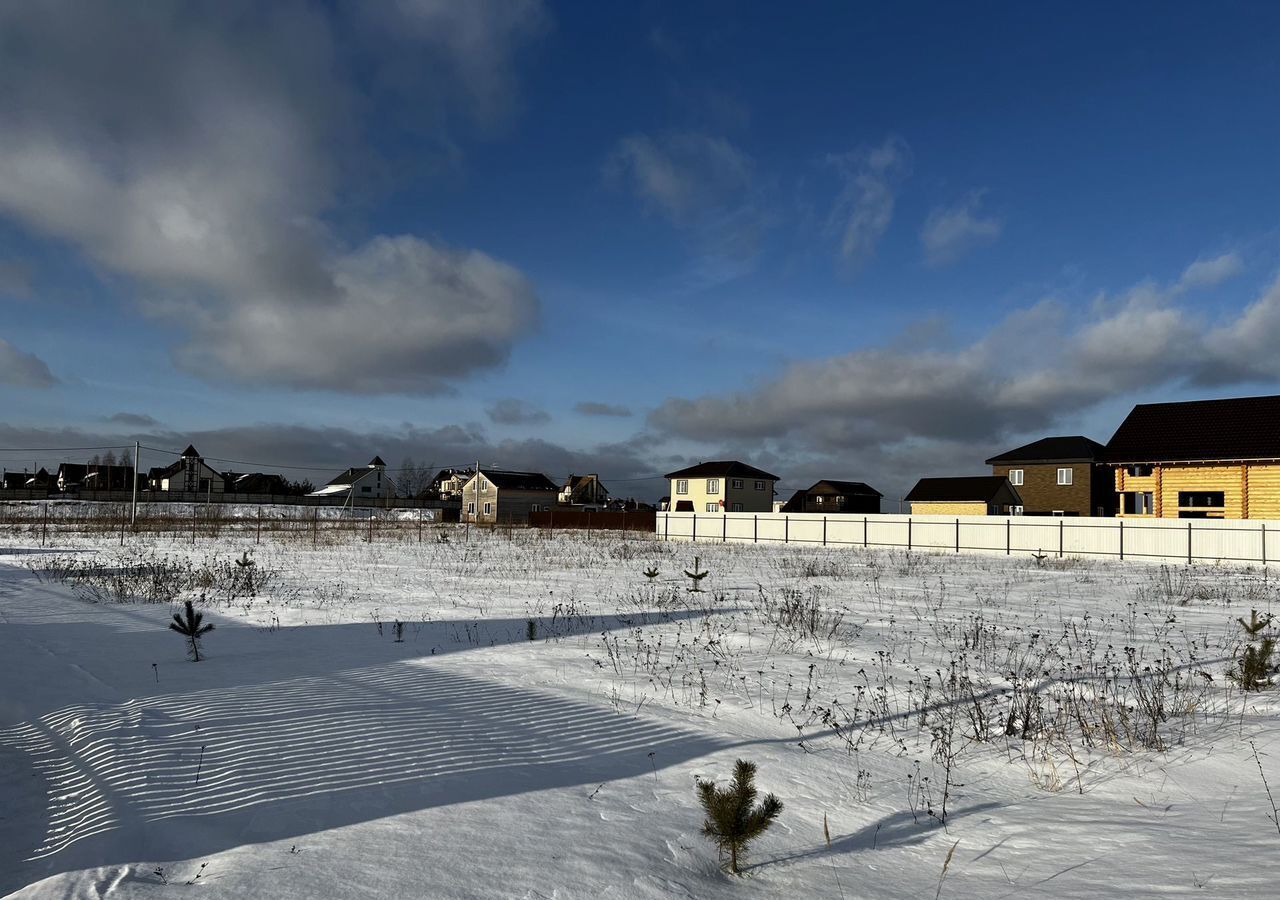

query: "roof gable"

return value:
[985, 436, 1105, 465]
[1104, 395, 1280, 463]
[475, 469, 558, 492]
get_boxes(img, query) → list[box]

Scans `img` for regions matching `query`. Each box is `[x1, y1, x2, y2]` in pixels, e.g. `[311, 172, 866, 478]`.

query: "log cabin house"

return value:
[1104, 395, 1280, 519]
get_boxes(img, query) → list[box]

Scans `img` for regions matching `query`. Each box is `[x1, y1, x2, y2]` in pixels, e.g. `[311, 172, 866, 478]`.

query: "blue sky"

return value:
[1, 1, 1279, 500]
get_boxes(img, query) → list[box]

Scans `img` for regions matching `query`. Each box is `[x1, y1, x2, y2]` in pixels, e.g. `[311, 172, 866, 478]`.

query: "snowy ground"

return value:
[2, 524, 1278, 899]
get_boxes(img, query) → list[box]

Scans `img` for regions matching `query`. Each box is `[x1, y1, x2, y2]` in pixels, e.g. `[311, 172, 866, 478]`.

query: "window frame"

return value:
[483, 501, 493, 516]
[706, 478, 719, 493]
[1008, 469, 1024, 486]
[754, 480, 765, 491]
[705, 502, 719, 513]
[675, 479, 689, 495]
[730, 478, 744, 490]
[1011, 505, 1024, 516]
[1057, 467, 1073, 486]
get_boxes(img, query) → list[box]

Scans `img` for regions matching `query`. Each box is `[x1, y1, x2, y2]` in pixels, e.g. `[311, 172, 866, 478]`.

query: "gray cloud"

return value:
[486, 398, 551, 426]
[103, 412, 161, 427]
[825, 136, 911, 265]
[650, 266, 1280, 491]
[1174, 251, 1243, 292]
[0, 1, 544, 394]
[920, 192, 1002, 266]
[574, 401, 633, 418]
[0, 338, 58, 387]
[0, 260, 31, 298]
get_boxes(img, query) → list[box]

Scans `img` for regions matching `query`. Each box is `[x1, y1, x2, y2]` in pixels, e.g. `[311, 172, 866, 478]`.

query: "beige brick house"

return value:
[665, 461, 779, 513]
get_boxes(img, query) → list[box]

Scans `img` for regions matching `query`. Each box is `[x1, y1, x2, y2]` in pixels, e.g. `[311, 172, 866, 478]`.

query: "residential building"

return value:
[423, 467, 474, 501]
[461, 469, 559, 524]
[780, 480, 882, 514]
[905, 476, 1024, 516]
[985, 436, 1114, 516]
[664, 461, 779, 513]
[309, 456, 396, 501]
[149, 446, 225, 493]
[1104, 394, 1280, 519]
[2, 468, 50, 490]
[224, 472, 291, 494]
[559, 473, 609, 508]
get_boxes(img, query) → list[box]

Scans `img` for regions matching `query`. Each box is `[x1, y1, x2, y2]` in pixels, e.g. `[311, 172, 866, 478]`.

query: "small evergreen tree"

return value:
[684, 557, 709, 593]
[1231, 609, 1276, 691]
[697, 759, 783, 874]
[643, 566, 660, 582]
[169, 599, 214, 662]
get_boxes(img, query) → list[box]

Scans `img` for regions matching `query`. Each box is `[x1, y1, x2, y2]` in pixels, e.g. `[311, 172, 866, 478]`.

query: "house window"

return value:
[361, 486, 372, 494]
[676, 479, 689, 494]
[484, 502, 493, 515]
[530, 504, 541, 512]
[754, 481, 765, 490]
[1057, 468, 1073, 486]
[731, 502, 743, 512]
[1124, 492, 1156, 515]
[1178, 491, 1224, 508]
[814, 495, 823, 504]
[1052, 510, 1065, 516]
[706, 479, 719, 493]
[1009, 469, 1024, 486]
[479, 478, 488, 492]
[731, 479, 743, 490]
[1011, 505, 1024, 515]
[467, 502, 475, 514]
[1127, 465, 1153, 477]
[706, 502, 719, 512]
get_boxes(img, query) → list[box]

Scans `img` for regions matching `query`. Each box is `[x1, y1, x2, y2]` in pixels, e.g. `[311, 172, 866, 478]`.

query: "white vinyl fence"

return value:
[657, 511, 1279, 566]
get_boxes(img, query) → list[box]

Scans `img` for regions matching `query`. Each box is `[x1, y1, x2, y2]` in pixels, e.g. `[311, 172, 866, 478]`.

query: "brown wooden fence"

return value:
[528, 509, 656, 533]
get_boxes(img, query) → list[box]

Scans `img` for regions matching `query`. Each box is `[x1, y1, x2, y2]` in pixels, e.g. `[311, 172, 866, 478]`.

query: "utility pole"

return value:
[131, 441, 139, 525]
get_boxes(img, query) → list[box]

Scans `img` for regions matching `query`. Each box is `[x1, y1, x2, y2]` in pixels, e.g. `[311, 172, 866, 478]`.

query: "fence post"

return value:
[784, 515, 789, 544]
[955, 517, 960, 553]
[257, 505, 262, 545]
[864, 516, 868, 548]
[754, 514, 758, 543]
[191, 503, 196, 546]
[722, 513, 727, 543]
[1263, 522, 1268, 566]
[368, 513, 374, 543]
[823, 516, 827, 547]
[1005, 518, 1011, 555]
[907, 516, 912, 552]
[692, 513, 697, 542]
[1119, 519, 1124, 560]
[1059, 519, 1064, 558]
[41, 502, 47, 547]
[1187, 520, 1193, 565]
[313, 508, 318, 547]
[664, 513, 669, 541]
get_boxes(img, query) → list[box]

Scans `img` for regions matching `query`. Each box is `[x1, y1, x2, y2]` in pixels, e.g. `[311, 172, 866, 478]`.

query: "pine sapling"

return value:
[1231, 609, 1276, 691]
[684, 557, 710, 593]
[697, 759, 783, 874]
[169, 599, 214, 662]
[643, 566, 660, 583]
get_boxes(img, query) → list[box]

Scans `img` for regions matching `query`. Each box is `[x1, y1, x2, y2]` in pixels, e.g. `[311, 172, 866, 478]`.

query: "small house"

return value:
[985, 436, 1114, 516]
[559, 473, 609, 508]
[905, 476, 1024, 516]
[309, 456, 397, 501]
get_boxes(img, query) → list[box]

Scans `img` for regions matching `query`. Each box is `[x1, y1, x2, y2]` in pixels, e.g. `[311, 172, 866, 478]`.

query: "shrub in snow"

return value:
[697, 759, 782, 874]
[684, 557, 709, 593]
[643, 566, 660, 583]
[169, 598, 215, 662]
[1230, 609, 1276, 692]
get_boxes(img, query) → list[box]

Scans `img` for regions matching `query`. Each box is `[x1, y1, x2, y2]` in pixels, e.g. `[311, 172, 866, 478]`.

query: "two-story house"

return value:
[149, 445, 226, 494]
[985, 436, 1114, 516]
[309, 456, 396, 501]
[462, 469, 559, 524]
[665, 461, 779, 513]
[780, 480, 882, 514]
[559, 473, 609, 508]
[1104, 394, 1280, 519]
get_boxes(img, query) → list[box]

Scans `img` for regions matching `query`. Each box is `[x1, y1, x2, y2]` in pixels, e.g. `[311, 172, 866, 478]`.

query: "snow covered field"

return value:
[2, 524, 1278, 898]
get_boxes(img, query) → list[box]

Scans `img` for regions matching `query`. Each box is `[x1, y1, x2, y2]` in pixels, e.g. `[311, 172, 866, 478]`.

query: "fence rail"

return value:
[657, 511, 1277, 566]
[528, 509, 656, 533]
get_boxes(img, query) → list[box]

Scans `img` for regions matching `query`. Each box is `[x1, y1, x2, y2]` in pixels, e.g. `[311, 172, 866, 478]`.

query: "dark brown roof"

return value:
[479, 469, 558, 491]
[985, 436, 1106, 465]
[1104, 395, 1280, 464]
[904, 476, 1022, 504]
[808, 480, 883, 498]
[665, 460, 780, 481]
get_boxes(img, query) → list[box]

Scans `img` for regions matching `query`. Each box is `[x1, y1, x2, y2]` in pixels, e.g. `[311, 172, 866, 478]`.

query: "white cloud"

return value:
[605, 132, 753, 225]
[1174, 251, 1244, 292]
[825, 136, 911, 265]
[0, 1, 546, 394]
[0, 338, 58, 388]
[920, 192, 1002, 266]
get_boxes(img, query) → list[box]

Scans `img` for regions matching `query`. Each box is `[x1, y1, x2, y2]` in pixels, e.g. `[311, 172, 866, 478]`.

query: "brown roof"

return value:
[808, 479, 883, 498]
[1104, 395, 1280, 463]
[665, 460, 780, 481]
[479, 469, 558, 492]
[986, 436, 1106, 465]
[904, 476, 1023, 504]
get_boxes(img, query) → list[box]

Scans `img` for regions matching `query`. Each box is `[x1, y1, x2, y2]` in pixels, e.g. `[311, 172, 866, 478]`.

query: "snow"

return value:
[1, 525, 1278, 898]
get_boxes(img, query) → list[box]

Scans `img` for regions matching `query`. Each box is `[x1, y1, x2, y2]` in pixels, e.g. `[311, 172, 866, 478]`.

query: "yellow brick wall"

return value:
[910, 501, 989, 516]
